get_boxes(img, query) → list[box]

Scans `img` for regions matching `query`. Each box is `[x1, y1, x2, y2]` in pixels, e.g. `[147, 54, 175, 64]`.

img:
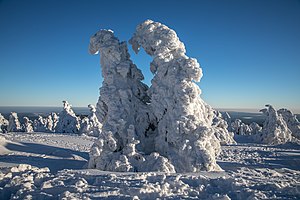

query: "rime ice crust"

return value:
[55, 101, 80, 134]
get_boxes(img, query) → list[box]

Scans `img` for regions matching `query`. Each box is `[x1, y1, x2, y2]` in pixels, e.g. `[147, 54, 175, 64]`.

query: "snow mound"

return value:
[55, 101, 80, 134]
[7, 112, 21, 132]
[255, 105, 292, 144]
[129, 19, 222, 172]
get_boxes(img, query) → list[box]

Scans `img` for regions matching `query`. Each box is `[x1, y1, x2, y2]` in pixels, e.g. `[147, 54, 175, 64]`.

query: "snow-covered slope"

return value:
[1, 132, 299, 199]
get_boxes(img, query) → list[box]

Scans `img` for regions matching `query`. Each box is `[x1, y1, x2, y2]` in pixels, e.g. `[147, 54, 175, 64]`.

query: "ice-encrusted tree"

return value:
[223, 112, 232, 131]
[33, 116, 47, 132]
[278, 108, 300, 140]
[88, 29, 174, 172]
[49, 112, 59, 132]
[212, 111, 236, 145]
[129, 20, 222, 172]
[79, 104, 102, 136]
[56, 101, 80, 134]
[23, 117, 34, 133]
[256, 105, 292, 144]
[7, 112, 21, 132]
[0, 113, 9, 133]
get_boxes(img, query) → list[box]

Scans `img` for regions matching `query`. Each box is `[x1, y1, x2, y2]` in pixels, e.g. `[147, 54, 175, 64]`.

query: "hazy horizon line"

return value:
[0, 105, 299, 114]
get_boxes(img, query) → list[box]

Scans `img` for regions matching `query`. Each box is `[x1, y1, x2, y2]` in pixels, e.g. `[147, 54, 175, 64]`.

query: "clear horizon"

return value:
[0, 0, 299, 112]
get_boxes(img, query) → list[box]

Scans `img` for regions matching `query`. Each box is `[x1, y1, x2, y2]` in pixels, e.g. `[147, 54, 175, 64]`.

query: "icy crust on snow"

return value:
[55, 101, 80, 134]
[88, 29, 174, 172]
[0, 114, 8, 133]
[129, 20, 223, 172]
[7, 112, 21, 132]
[255, 105, 292, 145]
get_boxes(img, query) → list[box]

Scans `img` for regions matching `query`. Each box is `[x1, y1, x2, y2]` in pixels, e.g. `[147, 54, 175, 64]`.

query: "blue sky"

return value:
[0, 0, 299, 112]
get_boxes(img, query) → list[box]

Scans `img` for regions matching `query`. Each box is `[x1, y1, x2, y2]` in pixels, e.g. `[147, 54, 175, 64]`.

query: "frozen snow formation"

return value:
[55, 101, 80, 134]
[0, 113, 9, 133]
[33, 115, 47, 132]
[256, 105, 292, 145]
[7, 112, 21, 132]
[89, 20, 226, 172]
[231, 119, 252, 135]
[88, 28, 174, 172]
[48, 112, 59, 132]
[278, 108, 300, 140]
[79, 104, 102, 136]
[23, 117, 33, 133]
[212, 111, 236, 145]
[129, 20, 222, 171]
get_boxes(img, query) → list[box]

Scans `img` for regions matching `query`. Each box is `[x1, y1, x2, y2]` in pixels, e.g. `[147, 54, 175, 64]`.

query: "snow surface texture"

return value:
[55, 101, 80, 134]
[129, 19, 224, 172]
[256, 105, 292, 145]
[79, 104, 102, 137]
[7, 112, 21, 132]
[1, 132, 300, 199]
[0, 114, 8, 133]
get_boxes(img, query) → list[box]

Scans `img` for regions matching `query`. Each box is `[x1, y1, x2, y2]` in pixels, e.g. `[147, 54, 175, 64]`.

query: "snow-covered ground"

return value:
[1, 132, 299, 199]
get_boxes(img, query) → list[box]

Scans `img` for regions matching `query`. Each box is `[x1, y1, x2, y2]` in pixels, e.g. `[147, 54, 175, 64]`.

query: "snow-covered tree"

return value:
[255, 105, 292, 144]
[23, 117, 34, 133]
[50, 112, 59, 132]
[212, 111, 236, 145]
[278, 108, 300, 139]
[129, 20, 222, 172]
[88, 28, 174, 172]
[223, 112, 232, 131]
[7, 112, 21, 132]
[55, 101, 80, 134]
[79, 104, 102, 136]
[33, 116, 47, 132]
[0, 113, 9, 133]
